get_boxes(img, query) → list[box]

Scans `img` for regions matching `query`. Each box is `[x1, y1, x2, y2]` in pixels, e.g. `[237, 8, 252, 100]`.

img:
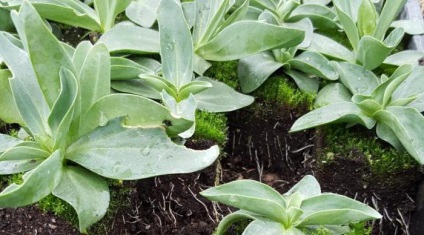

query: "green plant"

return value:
[98, 0, 306, 75]
[193, 111, 227, 145]
[238, 0, 339, 93]
[291, 63, 424, 164]
[0, 0, 131, 33]
[201, 175, 381, 235]
[306, 0, 424, 70]
[0, 2, 219, 233]
[109, 0, 255, 138]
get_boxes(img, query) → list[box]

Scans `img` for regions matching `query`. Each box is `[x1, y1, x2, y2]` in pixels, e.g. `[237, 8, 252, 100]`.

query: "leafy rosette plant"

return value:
[306, 0, 424, 70]
[238, 0, 338, 93]
[110, 0, 255, 138]
[0, 0, 132, 33]
[201, 175, 381, 234]
[99, 0, 305, 75]
[291, 62, 424, 164]
[0, 2, 219, 233]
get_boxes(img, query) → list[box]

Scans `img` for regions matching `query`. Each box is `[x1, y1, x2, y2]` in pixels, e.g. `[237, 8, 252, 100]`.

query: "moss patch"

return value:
[193, 111, 228, 145]
[204, 61, 239, 89]
[321, 124, 418, 175]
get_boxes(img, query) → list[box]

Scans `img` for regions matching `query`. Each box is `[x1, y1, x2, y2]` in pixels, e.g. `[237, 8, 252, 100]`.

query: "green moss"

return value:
[193, 111, 228, 145]
[322, 124, 418, 175]
[253, 75, 315, 109]
[310, 222, 371, 235]
[38, 195, 78, 226]
[204, 60, 239, 89]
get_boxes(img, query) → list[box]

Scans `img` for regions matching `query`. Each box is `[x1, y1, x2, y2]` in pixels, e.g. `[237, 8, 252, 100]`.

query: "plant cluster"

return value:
[0, 0, 422, 233]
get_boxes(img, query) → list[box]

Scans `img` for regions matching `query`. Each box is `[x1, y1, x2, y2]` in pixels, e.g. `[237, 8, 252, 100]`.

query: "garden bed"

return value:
[1, 0, 424, 234]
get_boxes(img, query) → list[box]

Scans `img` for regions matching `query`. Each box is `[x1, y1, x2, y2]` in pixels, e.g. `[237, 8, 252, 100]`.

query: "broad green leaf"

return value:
[314, 83, 352, 108]
[243, 220, 293, 235]
[111, 80, 162, 100]
[193, 54, 212, 75]
[53, 166, 109, 233]
[249, 0, 277, 12]
[238, 52, 283, 93]
[352, 94, 382, 116]
[289, 4, 338, 30]
[125, 0, 159, 28]
[67, 118, 219, 180]
[77, 43, 110, 118]
[48, 68, 78, 150]
[376, 122, 404, 151]
[290, 102, 376, 132]
[200, 180, 288, 224]
[357, 0, 377, 37]
[192, 0, 228, 45]
[333, 62, 379, 96]
[98, 22, 160, 54]
[0, 134, 22, 153]
[372, 64, 412, 107]
[384, 50, 424, 67]
[307, 33, 355, 62]
[72, 41, 92, 74]
[332, 0, 360, 51]
[161, 92, 197, 138]
[1, 0, 101, 31]
[194, 77, 254, 112]
[182, 2, 196, 28]
[298, 193, 381, 226]
[392, 66, 424, 111]
[285, 175, 321, 199]
[290, 51, 338, 80]
[302, 0, 331, 4]
[332, 0, 361, 22]
[138, 74, 178, 98]
[178, 81, 213, 99]
[357, 28, 404, 70]
[283, 18, 313, 48]
[157, 0, 193, 88]
[111, 57, 160, 80]
[373, 0, 407, 40]
[0, 150, 62, 207]
[196, 21, 304, 61]
[0, 142, 49, 174]
[0, 33, 50, 138]
[79, 94, 193, 138]
[285, 70, 319, 94]
[12, 1, 75, 108]
[391, 19, 424, 35]
[217, 0, 249, 33]
[94, 0, 131, 32]
[0, 69, 22, 125]
[374, 107, 424, 164]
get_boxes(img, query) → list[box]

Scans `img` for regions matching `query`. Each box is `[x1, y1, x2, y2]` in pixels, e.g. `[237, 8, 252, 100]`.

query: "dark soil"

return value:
[0, 99, 423, 235]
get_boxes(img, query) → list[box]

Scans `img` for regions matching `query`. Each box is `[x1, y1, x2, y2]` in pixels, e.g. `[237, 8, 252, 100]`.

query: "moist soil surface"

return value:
[1, 99, 423, 235]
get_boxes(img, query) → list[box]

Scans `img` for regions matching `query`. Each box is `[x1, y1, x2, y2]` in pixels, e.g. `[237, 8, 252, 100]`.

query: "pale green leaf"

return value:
[157, 0, 193, 88]
[79, 94, 192, 138]
[285, 175, 321, 199]
[285, 70, 319, 94]
[1, 0, 101, 31]
[298, 193, 381, 226]
[373, 0, 407, 40]
[215, 210, 264, 235]
[194, 77, 254, 112]
[0, 150, 62, 207]
[0, 134, 22, 153]
[94, 0, 131, 32]
[376, 122, 404, 151]
[374, 107, 424, 164]
[0, 33, 50, 138]
[357, 28, 404, 70]
[243, 220, 293, 235]
[306, 33, 355, 62]
[53, 166, 109, 233]
[125, 0, 159, 28]
[290, 102, 376, 132]
[290, 51, 338, 80]
[332, 0, 360, 51]
[200, 179, 287, 224]
[0, 142, 49, 174]
[289, 4, 338, 30]
[314, 83, 352, 108]
[11, 1, 75, 108]
[111, 57, 160, 81]
[0, 69, 23, 124]
[111, 80, 162, 100]
[196, 21, 304, 61]
[384, 50, 424, 67]
[98, 22, 160, 54]
[333, 62, 379, 96]
[391, 19, 424, 35]
[67, 118, 219, 180]
[357, 0, 378, 37]
[238, 52, 283, 93]
[192, 0, 228, 45]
